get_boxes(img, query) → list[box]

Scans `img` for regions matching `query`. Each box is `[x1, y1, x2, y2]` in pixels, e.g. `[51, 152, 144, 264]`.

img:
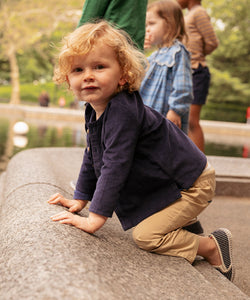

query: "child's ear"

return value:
[119, 77, 127, 86]
[66, 75, 70, 86]
[66, 75, 71, 89]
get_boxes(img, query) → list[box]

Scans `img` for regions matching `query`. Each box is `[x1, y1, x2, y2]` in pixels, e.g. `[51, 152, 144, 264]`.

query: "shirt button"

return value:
[87, 147, 90, 152]
[87, 129, 89, 134]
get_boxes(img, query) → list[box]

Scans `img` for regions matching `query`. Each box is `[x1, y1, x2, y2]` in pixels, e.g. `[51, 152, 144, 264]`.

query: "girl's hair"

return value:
[53, 21, 147, 93]
[147, 0, 187, 47]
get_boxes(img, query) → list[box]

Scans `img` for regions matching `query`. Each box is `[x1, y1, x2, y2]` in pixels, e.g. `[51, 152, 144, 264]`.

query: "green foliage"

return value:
[18, 50, 53, 83]
[0, 0, 81, 104]
[201, 102, 247, 123]
[202, 67, 249, 122]
[0, 59, 10, 82]
[199, 0, 250, 122]
[0, 85, 11, 102]
[205, 142, 243, 157]
[0, 118, 9, 156]
[208, 67, 250, 106]
[204, 0, 250, 83]
[17, 18, 77, 83]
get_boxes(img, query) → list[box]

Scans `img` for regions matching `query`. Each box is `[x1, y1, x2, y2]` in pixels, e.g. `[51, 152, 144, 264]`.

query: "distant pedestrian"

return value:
[140, 0, 193, 134]
[177, 0, 219, 151]
[48, 21, 234, 282]
[58, 96, 66, 108]
[38, 91, 50, 107]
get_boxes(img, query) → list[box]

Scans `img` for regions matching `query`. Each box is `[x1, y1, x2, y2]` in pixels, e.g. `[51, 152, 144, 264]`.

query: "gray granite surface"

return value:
[0, 148, 249, 300]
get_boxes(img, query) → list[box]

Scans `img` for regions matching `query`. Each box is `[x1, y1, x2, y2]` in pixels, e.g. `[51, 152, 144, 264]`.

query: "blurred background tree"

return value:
[201, 0, 250, 122]
[0, 0, 81, 104]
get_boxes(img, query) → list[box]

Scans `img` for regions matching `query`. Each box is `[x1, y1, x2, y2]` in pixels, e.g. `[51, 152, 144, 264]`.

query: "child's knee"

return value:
[132, 227, 156, 252]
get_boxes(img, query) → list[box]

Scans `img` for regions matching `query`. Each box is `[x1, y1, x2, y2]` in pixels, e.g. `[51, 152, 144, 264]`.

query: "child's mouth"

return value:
[83, 86, 98, 91]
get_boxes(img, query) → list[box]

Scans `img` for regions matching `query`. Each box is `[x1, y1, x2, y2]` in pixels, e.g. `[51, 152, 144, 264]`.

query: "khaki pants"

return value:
[132, 165, 216, 263]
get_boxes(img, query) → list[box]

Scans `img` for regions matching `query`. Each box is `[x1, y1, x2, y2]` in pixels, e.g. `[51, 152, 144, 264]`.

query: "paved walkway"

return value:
[198, 195, 250, 297]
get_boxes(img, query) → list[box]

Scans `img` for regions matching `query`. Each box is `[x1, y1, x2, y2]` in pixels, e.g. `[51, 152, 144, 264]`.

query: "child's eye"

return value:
[95, 65, 105, 70]
[72, 67, 83, 73]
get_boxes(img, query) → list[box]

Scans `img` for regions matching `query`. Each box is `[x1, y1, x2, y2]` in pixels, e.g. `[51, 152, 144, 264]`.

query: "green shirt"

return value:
[77, 0, 147, 50]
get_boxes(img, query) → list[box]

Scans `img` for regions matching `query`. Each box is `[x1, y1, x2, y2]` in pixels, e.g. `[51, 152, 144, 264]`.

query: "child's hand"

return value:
[166, 110, 181, 129]
[50, 211, 107, 234]
[50, 211, 85, 228]
[48, 193, 87, 213]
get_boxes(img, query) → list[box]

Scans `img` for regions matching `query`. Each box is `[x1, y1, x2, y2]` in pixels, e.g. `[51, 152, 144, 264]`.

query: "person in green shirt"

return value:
[77, 0, 147, 50]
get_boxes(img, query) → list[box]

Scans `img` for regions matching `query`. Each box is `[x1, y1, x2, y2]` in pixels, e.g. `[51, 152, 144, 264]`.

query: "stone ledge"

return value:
[0, 103, 84, 123]
[207, 156, 250, 197]
[201, 120, 250, 137]
[0, 148, 248, 299]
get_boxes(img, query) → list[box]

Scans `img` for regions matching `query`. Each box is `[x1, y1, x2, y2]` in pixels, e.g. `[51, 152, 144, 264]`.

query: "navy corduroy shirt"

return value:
[74, 91, 207, 230]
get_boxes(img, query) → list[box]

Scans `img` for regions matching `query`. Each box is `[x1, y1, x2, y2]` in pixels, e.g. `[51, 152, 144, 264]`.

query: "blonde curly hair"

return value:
[53, 21, 147, 93]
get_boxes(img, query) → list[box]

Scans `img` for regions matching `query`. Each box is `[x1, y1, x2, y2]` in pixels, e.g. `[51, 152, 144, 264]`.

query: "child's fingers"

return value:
[68, 204, 80, 213]
[58, 197, 71, 207]
[50, 211, 75, 225]
[48, 193, 71, 208]
[59, 219, 74, 225]
[50, 211, 69, 221]
[47, 192, 62, 204]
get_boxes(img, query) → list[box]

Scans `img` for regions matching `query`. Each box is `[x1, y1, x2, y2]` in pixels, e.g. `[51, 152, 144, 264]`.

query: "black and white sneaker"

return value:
[209, 228, 234, 281]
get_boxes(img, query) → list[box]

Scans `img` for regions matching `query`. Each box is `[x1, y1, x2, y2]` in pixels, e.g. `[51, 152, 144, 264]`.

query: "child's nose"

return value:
[83, 69, 94, 81]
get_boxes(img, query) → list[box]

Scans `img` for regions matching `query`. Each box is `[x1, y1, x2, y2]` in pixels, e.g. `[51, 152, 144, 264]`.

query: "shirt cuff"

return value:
[73, 189, 92, 201]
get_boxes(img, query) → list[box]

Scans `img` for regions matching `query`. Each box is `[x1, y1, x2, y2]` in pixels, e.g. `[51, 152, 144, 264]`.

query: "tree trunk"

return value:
[7, 45, 21, 105]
